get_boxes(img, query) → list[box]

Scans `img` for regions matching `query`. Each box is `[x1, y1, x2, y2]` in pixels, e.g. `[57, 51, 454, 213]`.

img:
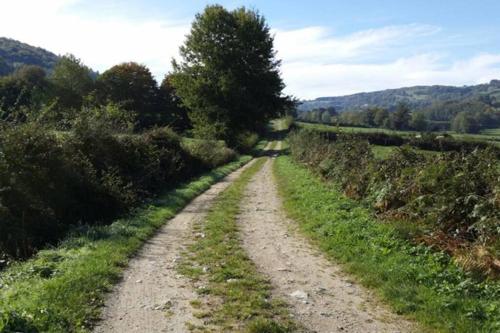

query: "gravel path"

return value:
[237, 154, 415, 333]
[94, 160, 254, 333]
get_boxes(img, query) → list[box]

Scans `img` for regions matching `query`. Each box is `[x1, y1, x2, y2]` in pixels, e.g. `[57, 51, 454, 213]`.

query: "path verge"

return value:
[0, 156, 251, 333]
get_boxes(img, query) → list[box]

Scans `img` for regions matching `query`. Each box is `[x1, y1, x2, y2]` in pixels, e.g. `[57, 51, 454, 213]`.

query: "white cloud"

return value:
[0, 0, 189, 79]
[274, 24, 439, 63]
[282, 53, 500, 99]
[2, 2, 500, 99]
[274, 25, 500, 99]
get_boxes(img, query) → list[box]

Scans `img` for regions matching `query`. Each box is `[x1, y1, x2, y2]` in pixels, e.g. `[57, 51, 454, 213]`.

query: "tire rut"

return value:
[237, 155, 415, 333]
[94, 160, 255, 333]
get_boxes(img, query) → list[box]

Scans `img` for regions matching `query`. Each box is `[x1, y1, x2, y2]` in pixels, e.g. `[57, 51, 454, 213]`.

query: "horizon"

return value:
[2, 0, 500, 99]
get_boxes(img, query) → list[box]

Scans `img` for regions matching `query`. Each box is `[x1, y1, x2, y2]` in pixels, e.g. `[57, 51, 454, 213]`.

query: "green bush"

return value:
[0, 118, 236, 259]
[182, 138, 237, 169]
[233, 130, 259, 153]
[288, 129, 500, 256]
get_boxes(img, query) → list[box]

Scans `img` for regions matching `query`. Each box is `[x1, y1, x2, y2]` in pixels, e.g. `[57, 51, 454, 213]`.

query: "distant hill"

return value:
[0, 37, 60, 75]
[299, 81, 500, 112]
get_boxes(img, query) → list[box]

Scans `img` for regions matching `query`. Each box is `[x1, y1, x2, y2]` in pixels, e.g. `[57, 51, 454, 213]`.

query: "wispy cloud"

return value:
[274, 24, 440, 63]
[274, 24, 500, 99]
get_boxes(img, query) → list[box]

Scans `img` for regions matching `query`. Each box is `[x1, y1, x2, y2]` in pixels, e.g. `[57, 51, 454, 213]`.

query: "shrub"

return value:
[233, 130, 259, 153]
[288, 129, 500, 266]
[0, 118, 236, 259]
[182, 139, 237, 169]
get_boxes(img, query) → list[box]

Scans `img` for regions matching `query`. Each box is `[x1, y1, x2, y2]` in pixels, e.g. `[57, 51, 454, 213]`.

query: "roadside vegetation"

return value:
[274, 155, 500, 332]
[0, 118, 238, 261]
[179, 156, 296, 332]
[0, 156, 251, 332]
[0, 4, 292, 264]
[287, 129, 499, 275]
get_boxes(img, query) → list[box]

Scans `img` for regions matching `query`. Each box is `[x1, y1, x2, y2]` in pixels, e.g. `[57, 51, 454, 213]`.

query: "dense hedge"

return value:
[0, 122, 236, 259]
[288, 129, 500, 274]
[291, 123, 500, 156]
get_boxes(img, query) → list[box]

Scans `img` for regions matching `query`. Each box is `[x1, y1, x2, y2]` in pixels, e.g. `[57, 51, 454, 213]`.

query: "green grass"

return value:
[371, 145, 440, 159]
[297, 122, 416, 137]
[371, 145, 397, 159]
[179, 156, 296, 332]
[273, 156, 500, 333]
[0, 156, 252, 333]
[297, 122, 500, 145]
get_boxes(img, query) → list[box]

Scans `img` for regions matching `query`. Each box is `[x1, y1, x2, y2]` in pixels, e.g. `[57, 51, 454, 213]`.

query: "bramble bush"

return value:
[0, 116, 237, 259]
[288, 129, 500, 274]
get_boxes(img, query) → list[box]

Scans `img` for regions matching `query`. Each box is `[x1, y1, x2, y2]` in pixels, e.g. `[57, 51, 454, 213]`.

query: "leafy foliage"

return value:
[288, 129, 500, 274]
[50, 54, 95, 110]
[0, 114, 237, 259]
[95, 62, 162, 129]
[170, 5, 291, 144]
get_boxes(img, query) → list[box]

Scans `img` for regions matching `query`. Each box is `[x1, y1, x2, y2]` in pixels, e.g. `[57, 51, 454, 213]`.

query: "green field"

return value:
[296, 121, 500, 146]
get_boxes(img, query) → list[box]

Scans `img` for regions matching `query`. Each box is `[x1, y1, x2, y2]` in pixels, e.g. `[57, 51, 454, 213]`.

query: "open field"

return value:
[296, 121, 500, 146]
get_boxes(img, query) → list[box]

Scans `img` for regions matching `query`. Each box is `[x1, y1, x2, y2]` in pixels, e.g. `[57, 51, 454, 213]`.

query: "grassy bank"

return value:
[179, 156, 296, 332]
[0, 156, 251, 333]
[273, 155, 500, 332]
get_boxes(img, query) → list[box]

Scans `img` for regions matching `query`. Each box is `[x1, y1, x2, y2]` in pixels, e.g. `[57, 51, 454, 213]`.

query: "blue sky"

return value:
[2, 0, 500, 99]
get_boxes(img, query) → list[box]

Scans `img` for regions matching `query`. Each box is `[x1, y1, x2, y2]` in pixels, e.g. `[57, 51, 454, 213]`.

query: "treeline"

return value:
[293, 123, 500, 156]
[0, 56, 190, 132]
[0, 5, 290, 260]
[288, 129, 500, 275]
[298, 100, 500, 133]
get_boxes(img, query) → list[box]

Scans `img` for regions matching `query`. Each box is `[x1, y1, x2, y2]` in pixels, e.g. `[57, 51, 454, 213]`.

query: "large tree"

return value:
[170, 5, 290, 143]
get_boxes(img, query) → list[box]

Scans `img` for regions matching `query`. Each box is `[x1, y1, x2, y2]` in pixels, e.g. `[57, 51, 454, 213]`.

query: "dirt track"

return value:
[237, 154, 414, 333]
[95, 140, 414, 332]
[94, 160, 254, 333]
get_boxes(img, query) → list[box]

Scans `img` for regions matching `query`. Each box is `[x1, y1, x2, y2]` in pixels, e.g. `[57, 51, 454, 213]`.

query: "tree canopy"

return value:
[96, 62, 160, 128]
[170, 5, 290, 143]
[50, 54, 94, 109]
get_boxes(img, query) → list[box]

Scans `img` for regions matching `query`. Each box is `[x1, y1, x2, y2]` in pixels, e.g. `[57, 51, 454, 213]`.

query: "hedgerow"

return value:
[0, 118, 237, 260]
[288, 129, 500, 275]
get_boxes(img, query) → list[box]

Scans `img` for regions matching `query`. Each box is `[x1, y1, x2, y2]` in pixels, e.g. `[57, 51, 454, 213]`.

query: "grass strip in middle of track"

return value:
[179, 157, 296, 332]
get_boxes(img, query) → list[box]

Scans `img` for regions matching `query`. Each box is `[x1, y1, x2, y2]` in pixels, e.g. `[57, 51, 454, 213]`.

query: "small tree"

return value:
[390, 103, 411, 130]
[321, 110, 332, 124]
[50, 54, 94, 109]
[410, 112, 427, 131]
[452, 112, 479, 133]
[96, 62, 159, 129]
[373, 108, 389, 127]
